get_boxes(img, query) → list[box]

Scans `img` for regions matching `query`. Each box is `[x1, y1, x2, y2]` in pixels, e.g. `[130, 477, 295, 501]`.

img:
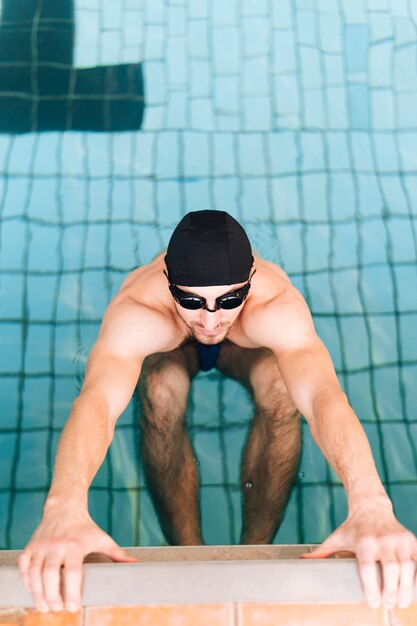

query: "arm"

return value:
[277, 340, 387, 507]
[46, 348, 143, 511]
[19, 299, 177, 613]
[245, 289, 417, 608]
[279, 339, 417, 609]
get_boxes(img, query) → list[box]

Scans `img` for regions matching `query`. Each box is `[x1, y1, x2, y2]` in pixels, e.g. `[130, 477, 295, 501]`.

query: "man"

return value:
[20, 210, 416, 613]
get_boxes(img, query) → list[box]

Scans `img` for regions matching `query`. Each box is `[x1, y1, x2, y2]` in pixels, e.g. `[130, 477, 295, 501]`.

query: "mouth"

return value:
[197, 328, 223, 336]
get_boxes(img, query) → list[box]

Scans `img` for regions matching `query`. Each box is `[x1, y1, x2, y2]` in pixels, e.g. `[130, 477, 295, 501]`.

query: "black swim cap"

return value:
[165, 210, 253, 286]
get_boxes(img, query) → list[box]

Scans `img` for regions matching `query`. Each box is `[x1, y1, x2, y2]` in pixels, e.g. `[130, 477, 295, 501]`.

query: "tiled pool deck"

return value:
[1, 546, 416, 625]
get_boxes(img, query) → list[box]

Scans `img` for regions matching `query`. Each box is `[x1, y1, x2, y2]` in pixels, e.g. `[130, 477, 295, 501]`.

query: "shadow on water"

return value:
[0, 0, 144, 133]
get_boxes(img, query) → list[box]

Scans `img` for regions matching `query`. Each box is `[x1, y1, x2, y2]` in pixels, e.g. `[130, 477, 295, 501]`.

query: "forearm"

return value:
[45, 391, 114, 511]
[309, 390, 389, 508]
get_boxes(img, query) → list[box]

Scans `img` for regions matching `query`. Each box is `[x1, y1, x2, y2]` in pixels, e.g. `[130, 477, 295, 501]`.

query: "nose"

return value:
[200, 307, 220, 329]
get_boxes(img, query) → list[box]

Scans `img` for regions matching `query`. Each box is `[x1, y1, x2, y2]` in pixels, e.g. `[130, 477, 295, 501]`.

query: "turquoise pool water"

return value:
[1, 0, 417, 549]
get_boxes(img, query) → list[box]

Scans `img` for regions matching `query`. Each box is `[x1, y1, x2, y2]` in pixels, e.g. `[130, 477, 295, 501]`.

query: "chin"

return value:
[192, 330, 228, 345]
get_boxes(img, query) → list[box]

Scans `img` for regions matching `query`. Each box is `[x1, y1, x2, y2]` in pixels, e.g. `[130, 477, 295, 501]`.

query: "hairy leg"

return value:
[216, 341, 301, 544]
[137, 342, 201, 545]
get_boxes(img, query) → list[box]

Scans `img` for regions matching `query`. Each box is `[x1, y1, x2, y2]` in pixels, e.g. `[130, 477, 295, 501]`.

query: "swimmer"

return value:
[20, 210, 417, 612]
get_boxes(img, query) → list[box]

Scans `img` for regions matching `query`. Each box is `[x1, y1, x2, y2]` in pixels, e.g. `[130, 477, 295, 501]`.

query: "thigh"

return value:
[216, 340, 297, 413]
[216, 339, 275, 388]
[138, 340, 200, 405]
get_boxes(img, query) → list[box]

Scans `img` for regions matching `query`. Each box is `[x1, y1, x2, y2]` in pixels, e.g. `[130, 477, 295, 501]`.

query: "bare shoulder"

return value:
[240, 259, 317, 351]
[92, 257, 183, 360]
[98, 299, 178, 355]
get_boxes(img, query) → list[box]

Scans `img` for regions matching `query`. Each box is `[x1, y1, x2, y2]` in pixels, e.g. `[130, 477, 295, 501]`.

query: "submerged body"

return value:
[20, 247, 417, 613]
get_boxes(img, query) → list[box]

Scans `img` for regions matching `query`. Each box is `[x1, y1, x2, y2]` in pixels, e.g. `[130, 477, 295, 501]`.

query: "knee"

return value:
[138, 355, 191, 429]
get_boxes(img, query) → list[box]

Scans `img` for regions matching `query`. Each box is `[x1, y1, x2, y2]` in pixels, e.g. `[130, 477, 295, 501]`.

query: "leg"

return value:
[216, 341, 301, 544]
[138, 342, 202, 545]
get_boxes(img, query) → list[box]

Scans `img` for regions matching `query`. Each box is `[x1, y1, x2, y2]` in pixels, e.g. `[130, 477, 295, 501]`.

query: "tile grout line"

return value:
[386, 607, 395, 626]
[233, 602, 240, 626]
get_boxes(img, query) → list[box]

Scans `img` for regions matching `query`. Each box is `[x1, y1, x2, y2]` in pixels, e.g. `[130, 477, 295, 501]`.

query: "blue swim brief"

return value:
[197, 343, 222, 372]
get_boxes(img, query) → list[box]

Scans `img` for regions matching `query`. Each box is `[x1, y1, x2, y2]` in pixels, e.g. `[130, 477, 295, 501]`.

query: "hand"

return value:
[301, 498, 417, 609]
[19, 507, 137, 613]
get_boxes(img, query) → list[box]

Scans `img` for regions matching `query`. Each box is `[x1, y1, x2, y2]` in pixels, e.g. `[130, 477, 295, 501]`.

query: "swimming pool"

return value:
[1, 0, 417, 549]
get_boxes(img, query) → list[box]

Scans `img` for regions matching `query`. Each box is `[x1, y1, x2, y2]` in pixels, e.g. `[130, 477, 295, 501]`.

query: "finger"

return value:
[381, 560, 401, 609]
[356, 540, 380, 608]
[62, 550, 84, 613]
[357, 559, 382, 608]
[18, 550, 33, 593]
[28, 553, 49, 613]
[397, 560, 416, 609]
[42, 549, 66, 612]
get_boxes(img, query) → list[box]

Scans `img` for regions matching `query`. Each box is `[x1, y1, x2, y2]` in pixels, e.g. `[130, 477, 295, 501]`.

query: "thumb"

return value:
[108, 545, 138, 562]
[300, 532, 346, 560]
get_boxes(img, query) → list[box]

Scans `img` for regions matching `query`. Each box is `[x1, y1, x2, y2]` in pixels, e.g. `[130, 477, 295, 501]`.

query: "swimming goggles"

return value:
[164, 269, 256, 312]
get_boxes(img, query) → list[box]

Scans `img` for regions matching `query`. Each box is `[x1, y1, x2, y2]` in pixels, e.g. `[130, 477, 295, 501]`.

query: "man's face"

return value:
[174, 282, 247, 345]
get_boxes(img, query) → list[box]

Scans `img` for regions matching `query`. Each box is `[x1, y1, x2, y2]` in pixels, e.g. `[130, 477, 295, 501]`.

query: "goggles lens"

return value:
[165, 269, 256, 312]
[177, 296, 207, 310]
[174, 293, 244, 311]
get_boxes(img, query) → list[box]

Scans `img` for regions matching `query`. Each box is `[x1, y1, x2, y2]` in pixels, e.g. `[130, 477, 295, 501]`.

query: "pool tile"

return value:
[213, 28, 240, 75]
[8, 136, 36, 176]
[342, 0, 367, 25]
[215, 76, 239, 114]
[191, 100, 216, 131]
[304, 89, 325, 128]
[326, 87, 349, 129]
[243, 97, 271, 130]
[0, 222, 26, 271]
[242, 0, 268, 17]
[167, 39, 187, 88]
[0, 434, 16, 491]
[297, 11, 317, 47]
[390, 604, 417, 626]
[191, 61, 210, 98]
[146, 0, 164, 24]
[168, 6, 186, 37]
[25, 611, 82, 626]
[145, 62, 165, 106]
[241, 179, 269, 220]
[184, 133, 210, 177]
[345, 25, 369, 73]
[372, 91, 394, 130]
[239, 603, 386, 625]
[398, 93, 417, 129]
[300, 48, 322, 89]
[201, 486, 234, 545]
[166, 92, 187, 130]
[347, 84, 370, 131]
[144, 25, 164, 61]
[242, 58, 269, 97]
[395, 47, 417, 92]
[212, 0, 238, 27]
[243, 18, 269, 56]
[320, 14, 342, 53]
[189, 22, 209, 58]
[85, 604, 233, 626]
[301, 485, 333, 543]
[273, 31, 296, 73]
[189, 0, 208, 19]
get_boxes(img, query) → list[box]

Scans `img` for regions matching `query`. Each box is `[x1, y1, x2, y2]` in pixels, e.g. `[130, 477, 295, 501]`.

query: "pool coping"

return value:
[2, 544, 409, 608]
